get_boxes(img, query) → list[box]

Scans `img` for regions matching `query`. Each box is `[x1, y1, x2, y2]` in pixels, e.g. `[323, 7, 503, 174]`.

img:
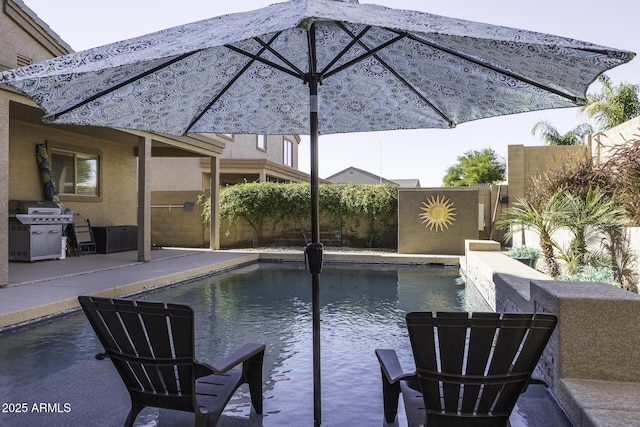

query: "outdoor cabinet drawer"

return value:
[92, 226, 137, 254]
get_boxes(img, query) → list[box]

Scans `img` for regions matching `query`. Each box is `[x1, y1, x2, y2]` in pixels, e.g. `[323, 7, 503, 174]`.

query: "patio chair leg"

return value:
[381, 369, 401, 423]
[246, 352, 265, 414]
[124, 400, 144, 427]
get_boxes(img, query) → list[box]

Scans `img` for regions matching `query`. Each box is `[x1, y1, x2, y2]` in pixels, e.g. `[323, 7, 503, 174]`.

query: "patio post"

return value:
[137, 136, 152, 262]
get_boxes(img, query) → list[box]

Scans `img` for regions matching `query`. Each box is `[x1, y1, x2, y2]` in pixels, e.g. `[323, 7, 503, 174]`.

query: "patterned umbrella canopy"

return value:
[1, 1, 633, 424]
[1, 0, 633, 136]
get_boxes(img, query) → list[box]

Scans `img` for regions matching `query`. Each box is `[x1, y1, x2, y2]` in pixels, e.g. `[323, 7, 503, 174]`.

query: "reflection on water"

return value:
[0, 263, 475, 425]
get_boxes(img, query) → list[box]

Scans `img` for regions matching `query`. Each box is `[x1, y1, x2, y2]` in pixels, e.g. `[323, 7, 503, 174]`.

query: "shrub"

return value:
[509, 246, 542, 259]
[560, 266, 621, 288]
[198, 183, 398, 248]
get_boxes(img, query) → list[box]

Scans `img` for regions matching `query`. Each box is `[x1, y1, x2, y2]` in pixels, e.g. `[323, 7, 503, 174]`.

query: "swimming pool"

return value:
[0, 262, 569, 426]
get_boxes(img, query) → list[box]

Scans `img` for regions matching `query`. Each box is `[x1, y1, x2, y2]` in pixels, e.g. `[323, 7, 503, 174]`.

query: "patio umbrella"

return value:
[1, 0, 634, 423]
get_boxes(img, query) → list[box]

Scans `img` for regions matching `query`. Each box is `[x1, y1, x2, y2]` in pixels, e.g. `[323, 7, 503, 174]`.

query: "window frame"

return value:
[256, 134, 266, 151]
[283, 138, 293, 167]
[47, 141, 102, 202]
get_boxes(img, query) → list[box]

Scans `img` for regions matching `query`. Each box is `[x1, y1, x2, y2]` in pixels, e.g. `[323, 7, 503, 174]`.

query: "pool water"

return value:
[137, 263, 473, 425]
[0, 262, 569, 426]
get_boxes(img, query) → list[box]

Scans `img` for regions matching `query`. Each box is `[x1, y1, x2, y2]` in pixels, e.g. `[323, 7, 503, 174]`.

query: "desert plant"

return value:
[560, 266, 621, 288]
[509, 246, 542, 260]
[559, 187, 628, 267]
[593, 137, 640, 225]
[497, 190, 570, 278]
[600, 227, 638, 292]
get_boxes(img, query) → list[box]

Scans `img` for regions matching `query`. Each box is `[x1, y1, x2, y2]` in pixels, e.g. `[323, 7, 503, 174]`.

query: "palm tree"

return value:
[560, 187, 628, 270]
[531, 120, 593, 145]
[581, 74, 640, 130]
[497, 190, 570, 278]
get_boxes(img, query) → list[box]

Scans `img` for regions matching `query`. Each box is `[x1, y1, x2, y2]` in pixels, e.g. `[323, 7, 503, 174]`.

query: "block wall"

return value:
[398, 188, 480, 255]
[150, 191, 206, 247]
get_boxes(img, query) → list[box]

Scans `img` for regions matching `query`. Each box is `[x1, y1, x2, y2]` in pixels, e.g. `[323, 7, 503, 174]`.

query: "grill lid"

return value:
[10, 200, 61, 215]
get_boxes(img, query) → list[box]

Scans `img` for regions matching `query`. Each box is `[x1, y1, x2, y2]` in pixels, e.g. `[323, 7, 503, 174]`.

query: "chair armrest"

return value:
[210, 343, 266, 373]
[375, 349, 415, 384]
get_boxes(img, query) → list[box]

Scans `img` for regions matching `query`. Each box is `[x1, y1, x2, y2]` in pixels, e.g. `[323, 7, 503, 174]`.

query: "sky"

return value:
[20, 0, 640, 187]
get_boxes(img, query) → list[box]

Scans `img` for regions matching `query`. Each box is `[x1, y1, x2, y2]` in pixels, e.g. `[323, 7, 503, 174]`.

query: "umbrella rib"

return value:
[183, 52, 255, 134]
[318, 25, 373, 77]
[224, 37, 305, 81]
[48, 51, 201, 121]
[254, 37, 306, 78]
[328, 23, 456, 127]
[400, 31, 585, 104]
[185, 33, 305, 133]
[322, 29, 405, 80]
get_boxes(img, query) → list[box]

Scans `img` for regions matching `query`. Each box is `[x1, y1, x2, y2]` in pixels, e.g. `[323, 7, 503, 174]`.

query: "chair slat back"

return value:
[72, 216, 93, 244]
[78, 296, 196, 398]
[406, 311, 557, 420]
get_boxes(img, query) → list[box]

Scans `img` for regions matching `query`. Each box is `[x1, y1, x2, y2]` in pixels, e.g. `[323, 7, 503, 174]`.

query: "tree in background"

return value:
[530, 121, 593, 145]
[582, 75, 640, 130]
[443, 148, 505, 187]
[531, 75, 639, 145]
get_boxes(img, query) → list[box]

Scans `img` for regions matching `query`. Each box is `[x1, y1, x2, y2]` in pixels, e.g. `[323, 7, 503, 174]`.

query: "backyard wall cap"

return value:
[530, 280, 640, 301]
[465, 239, 501, 252]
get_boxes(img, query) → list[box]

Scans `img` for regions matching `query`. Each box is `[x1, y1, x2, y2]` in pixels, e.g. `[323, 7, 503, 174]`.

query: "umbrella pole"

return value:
[305, 74, 324, 426]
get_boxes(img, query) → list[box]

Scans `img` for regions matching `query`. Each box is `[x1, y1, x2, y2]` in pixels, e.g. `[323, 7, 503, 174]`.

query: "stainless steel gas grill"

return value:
[9, 200, 73, 262]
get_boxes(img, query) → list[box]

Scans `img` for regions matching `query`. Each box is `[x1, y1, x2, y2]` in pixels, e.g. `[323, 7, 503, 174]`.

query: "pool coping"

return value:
[1, 248, 459, 330]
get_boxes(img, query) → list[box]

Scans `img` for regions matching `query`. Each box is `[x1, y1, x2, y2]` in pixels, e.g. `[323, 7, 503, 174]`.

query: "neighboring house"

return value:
[218, 133, 307, 184]
[389, 178, 421, 188]
[326, 166, 421, 187]
[150, 133, 306, 188]
[0, 0, 225, 285]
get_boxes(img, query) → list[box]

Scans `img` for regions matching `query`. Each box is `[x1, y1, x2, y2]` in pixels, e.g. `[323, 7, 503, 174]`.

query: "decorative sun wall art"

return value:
[419, 195, 457, 231]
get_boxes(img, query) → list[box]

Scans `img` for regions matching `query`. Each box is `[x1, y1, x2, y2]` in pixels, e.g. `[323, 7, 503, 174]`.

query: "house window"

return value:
[284, 139, 293, 167]
[257, 135, 266, 151]
[50, 148, 100, 197]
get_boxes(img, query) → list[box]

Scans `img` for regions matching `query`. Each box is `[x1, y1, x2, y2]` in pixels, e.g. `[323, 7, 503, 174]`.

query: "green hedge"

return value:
[199, 182, 398, 247]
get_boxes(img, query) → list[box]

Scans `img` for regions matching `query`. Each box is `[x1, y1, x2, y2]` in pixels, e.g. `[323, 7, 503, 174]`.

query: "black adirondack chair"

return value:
[78, 296, 265, 427]
[376, 311, 557, 427]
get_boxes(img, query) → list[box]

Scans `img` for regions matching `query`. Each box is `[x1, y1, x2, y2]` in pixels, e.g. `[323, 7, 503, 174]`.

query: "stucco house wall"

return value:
[9, 119, 139, 226]
[0, 0, 69, 72]
[220, 134, 299, 170]
[148, 158, 204, 192]
[1, 0, 225, 284]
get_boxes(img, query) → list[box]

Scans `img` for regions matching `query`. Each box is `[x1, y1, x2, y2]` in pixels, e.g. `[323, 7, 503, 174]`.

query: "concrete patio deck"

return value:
[1, 248, 261, 329]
